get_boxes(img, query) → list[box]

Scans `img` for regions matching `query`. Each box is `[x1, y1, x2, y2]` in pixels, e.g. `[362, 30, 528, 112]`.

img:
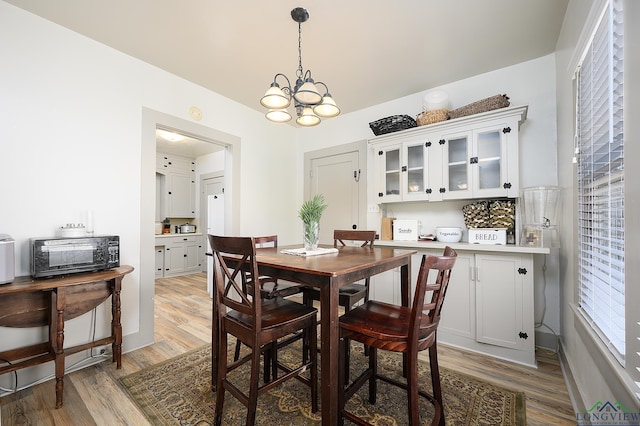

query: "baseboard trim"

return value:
[558, 342, 584, 416]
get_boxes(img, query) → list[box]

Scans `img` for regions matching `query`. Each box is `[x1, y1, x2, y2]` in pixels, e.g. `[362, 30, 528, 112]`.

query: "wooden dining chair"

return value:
[337, 246, 458, 426]
[209, 235, 318, 426]
[235, 235, 308, 379]
[302, 229, 376, 380]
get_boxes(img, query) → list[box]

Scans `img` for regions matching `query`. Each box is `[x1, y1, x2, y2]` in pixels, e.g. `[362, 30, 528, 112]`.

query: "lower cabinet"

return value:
[156, 235, 203, 278]
[370, 248, 536, 367]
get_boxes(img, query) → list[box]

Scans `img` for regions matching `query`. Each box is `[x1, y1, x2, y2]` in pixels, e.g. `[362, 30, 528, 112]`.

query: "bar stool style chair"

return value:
[210, 235, 318, 426]
[303, 229, 376, 379]
[338, 247, 458, 426]
[235, 235, 307, 370]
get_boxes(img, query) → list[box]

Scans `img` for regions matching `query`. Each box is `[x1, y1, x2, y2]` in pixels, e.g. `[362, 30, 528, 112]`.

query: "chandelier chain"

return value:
[296, 22, 303, 80]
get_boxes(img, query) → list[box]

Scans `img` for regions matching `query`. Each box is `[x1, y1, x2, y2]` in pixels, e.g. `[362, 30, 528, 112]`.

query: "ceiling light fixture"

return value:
[260, 7, 340, 127]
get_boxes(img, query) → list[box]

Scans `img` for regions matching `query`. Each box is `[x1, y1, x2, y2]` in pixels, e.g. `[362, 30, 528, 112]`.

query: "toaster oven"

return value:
[30, 235, 120, 278]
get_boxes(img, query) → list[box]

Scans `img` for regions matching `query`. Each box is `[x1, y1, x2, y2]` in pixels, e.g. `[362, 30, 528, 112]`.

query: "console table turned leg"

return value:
[52, 288, 66, 408]
[111, 276, 123, 368]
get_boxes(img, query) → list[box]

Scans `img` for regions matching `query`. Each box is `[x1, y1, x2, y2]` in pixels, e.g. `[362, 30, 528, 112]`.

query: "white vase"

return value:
[303, 221, 319, 251]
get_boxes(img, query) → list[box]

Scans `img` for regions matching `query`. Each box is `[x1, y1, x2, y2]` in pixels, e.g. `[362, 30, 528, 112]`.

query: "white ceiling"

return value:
[8, 0, 569, 158]
[6, 0, 568, 116]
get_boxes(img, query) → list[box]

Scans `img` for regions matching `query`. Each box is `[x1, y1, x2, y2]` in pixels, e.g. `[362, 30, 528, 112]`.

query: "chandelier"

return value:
[260, 7, 340, 127]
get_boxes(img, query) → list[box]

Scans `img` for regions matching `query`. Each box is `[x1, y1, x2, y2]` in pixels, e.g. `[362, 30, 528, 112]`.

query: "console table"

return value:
[0, 265, 133, 408]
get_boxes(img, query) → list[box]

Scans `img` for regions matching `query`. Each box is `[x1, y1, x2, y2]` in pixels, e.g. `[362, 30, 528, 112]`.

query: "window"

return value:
[576, 0, 625, 363]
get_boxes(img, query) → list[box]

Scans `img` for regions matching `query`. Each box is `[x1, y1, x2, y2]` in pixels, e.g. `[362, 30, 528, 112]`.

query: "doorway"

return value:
[136, 108, 241, 352]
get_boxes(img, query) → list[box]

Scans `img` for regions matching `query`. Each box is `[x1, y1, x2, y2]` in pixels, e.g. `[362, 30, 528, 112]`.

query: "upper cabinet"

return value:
[374, 137, 430, 202]
[370, 105, 527, 203]
[156, 153, 196, 218]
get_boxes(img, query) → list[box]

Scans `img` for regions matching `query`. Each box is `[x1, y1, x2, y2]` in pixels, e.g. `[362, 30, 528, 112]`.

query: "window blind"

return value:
[576, 0, 625, 363]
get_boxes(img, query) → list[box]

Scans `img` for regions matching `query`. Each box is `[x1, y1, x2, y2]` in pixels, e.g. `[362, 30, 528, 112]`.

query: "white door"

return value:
[309, 151, 360, 245]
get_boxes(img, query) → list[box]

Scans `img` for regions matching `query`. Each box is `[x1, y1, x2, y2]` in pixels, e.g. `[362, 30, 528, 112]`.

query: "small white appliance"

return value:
[0, 234, 15, 284]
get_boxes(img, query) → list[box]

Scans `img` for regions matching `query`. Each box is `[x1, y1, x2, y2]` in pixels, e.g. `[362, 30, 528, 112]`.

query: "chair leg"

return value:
[246, 346, 262, 426]
[429, 342, 445, 426]
[368, 346, 377, 404]
[309, 322, 318, 413]
[214, 333, 228, 426]
[406, 351, 420, 426]
[338, 335, 346, 426]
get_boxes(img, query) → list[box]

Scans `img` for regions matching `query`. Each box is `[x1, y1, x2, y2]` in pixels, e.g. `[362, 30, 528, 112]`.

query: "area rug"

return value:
[121, 343, 526, 425]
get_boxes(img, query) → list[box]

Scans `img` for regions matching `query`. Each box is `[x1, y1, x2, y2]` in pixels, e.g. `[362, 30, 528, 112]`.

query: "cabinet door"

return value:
[165, 244, 185, 275]
[375, 144, 402, 203]
[441, 132, 473, 200]
[475, 253, 533, 350]
[471, 125, 512, 198]
[184, 242, 200, 272]
[438, 252, 475, 340]
[168, 173, 195, 218]
[402, 141, 429, 201]
[155, 246, 165, 277]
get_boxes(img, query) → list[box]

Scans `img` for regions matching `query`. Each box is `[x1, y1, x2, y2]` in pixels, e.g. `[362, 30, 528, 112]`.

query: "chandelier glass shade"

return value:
[260, 7, 340, 126]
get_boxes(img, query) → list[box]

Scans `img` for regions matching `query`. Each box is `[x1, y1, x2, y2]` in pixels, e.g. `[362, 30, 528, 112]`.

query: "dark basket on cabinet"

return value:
[369, 115, 417, 136]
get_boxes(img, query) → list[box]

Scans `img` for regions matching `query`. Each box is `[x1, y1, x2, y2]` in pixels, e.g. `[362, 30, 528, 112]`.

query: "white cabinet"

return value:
[156, 153, 196, 219]
[439, 122, 519, 200]
[439, 251, 535, 366]
[373, 138, 431, 202]
[370, 106, 527, 203]
[157, 235, 203, 277]
[370, 246, 536, 366]
[167, 173, 196, 218]
[155, 246, 164, 278]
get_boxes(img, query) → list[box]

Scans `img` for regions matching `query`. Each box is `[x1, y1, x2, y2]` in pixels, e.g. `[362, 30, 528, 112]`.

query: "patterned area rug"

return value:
[121, 343, 526, 425]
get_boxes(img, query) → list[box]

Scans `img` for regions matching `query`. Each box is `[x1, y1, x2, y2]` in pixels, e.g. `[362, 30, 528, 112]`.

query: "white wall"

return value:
[0, 1, 298, 390]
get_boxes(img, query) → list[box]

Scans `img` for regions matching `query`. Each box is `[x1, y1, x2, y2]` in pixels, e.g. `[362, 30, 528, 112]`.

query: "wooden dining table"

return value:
[210, 244, 416, 425]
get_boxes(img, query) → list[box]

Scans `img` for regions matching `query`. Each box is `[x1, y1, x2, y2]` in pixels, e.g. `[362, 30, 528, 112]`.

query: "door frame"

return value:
[303, 140, 368, 232]
[138, 108, 240, 352]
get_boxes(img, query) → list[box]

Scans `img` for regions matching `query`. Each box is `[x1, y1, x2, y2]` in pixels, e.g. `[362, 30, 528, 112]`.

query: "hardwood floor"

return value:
[1, 273, 576, 425]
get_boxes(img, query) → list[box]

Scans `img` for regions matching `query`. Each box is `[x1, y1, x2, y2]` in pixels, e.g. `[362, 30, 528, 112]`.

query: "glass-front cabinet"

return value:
[375, 138, 429, 202]
[370, 105, 526, 204]
[441, 123, 515, 200]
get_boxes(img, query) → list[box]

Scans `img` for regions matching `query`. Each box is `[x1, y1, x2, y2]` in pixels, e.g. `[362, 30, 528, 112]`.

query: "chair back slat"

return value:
[410, 247, 458, 343]
[209, 235, 262, 329]
[333, 230, 376, 248]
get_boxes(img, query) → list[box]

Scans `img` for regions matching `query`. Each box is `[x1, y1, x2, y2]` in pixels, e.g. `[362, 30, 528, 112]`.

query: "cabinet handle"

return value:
[401, 166, 407, 172]
[439, 188, 446, 193]
[425, 141, 431, 147]
[378, 150, 383, 156]
[378, 192, 384, 197]
[439, 139, 445, 145]
[168, 191, 172, 195]
[475, 266, 480, 282]
[470, 157, 478, 164]
[503, 182, 512, 189]
[184, 254, 187, 258]
[425, 188, 432, 194]
[503, 127, 512, 133]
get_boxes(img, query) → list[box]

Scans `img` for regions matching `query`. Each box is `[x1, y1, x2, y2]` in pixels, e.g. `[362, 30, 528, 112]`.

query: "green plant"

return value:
[298, 194, 328, 224]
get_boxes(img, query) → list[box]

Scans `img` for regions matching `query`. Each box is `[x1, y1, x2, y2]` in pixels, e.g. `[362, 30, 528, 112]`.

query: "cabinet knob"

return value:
[502, 127, 512, 133]
[503, 182, 512, 189]
[439, 139, 445, 145]
[439, 188, 446, 193]
[470, 157, 478, 164]
[425, 141, 431, 147]
[426, 188, 432, 194]
[378, 192, 384, 197]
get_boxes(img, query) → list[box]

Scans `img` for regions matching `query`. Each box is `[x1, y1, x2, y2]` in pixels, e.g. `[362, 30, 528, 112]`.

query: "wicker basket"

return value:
[369, 115, 417, 136]
[489, 200, 515, 229]
[462, 201, 491, 229]
[448, 94, 510, 120]
[416, 109, 449, 126]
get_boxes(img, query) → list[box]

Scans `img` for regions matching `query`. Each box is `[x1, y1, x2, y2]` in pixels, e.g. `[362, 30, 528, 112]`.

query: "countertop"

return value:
[375, 239, 550, 254]
[155, 233, 203, 238]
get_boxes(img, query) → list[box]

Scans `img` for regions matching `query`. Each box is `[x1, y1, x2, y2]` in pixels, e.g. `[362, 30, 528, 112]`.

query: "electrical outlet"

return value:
[367, 204, 380, 213]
